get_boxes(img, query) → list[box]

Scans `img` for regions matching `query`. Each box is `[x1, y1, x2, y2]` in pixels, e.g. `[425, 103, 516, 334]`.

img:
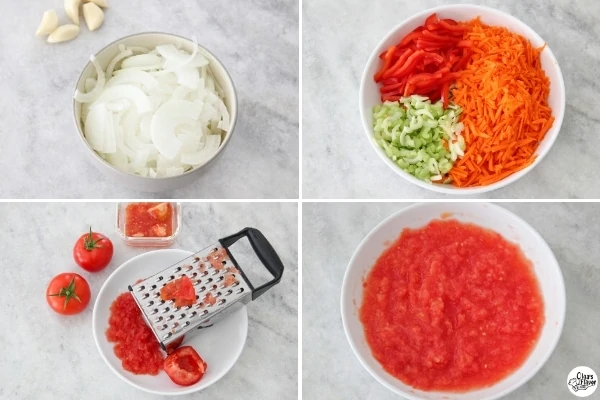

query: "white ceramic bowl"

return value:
[92, 249, 248, 396]
[359, 5, 566, 195]
[341, 203, 565, 400]
[73, 32, 238, 192]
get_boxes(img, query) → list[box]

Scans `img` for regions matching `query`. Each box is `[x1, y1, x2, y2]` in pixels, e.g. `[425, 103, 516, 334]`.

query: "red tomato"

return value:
[46, 273, 91, 315]
[164, 346, 207, 386]
[73, 227, 114, 272]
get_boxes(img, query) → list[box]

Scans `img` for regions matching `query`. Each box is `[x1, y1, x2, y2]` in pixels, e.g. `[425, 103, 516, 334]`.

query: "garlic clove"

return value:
[36, 9, 59, 36]
[83, 2, 105, 31]
[83, 0, 109, 8]
[47, 24, 80, 43]
[64, 0, 81, 25]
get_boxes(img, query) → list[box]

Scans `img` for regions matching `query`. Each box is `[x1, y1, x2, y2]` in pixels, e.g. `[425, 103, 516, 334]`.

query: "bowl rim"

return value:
[72, 31, 238, 181]
[92, 248, 249, 396]
[340, 202, 566, 400]
[358, 4, 566, 195]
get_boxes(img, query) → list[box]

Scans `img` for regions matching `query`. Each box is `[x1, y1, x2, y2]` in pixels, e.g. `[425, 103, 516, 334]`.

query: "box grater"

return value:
[128, 227, 284, 352]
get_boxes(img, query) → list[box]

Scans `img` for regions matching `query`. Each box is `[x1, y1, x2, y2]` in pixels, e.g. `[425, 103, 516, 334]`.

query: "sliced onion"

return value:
[127, 46, 150, 54]
[85, 78, 97, 93]
[75, 40, 228, 178]
[95, 85, 152, 113]
[106, 49, 133, 77]
[151, 100, 200, 160]
[84, 104, 107, 151]
[121, 54, 163, 69]
[181, 134, 220, 166]
[74, 56, 106, 103]
[106, 70, 158, 89]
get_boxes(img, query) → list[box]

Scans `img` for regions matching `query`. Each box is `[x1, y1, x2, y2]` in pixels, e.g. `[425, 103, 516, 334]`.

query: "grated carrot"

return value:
[449, 18, 554, 187]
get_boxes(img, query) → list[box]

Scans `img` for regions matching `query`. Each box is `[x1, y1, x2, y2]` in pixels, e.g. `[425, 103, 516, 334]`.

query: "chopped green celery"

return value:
[372, 95, 464, 183]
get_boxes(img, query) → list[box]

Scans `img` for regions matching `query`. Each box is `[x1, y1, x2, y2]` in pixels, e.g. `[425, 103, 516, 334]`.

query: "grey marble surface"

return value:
[302, 202, 600, 399]
[0, 0, 298, 199]
[302, 0, 600, 199]
[0, 202, 298, 400]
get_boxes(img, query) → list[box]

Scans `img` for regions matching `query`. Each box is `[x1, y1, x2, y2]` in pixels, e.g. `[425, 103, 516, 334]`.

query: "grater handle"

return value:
[220, 227, 284, 300]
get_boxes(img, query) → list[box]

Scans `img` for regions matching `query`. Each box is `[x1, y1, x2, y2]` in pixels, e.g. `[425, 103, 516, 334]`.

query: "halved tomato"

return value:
[164, 346, 207, 386]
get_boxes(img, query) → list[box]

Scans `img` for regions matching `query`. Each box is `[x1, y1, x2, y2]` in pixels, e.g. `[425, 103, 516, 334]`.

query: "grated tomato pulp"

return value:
[106, 292, 164, 375]
[360, 219, 544, 391]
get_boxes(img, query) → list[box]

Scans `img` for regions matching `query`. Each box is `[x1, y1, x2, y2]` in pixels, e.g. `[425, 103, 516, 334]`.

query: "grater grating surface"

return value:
[128, 228, 284, 352]
[129, 243, 252, 351]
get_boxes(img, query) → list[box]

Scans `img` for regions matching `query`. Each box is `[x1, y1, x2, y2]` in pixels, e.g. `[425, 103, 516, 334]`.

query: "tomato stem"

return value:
[84, 226, 106, 251]
[48, 277, 82, 310]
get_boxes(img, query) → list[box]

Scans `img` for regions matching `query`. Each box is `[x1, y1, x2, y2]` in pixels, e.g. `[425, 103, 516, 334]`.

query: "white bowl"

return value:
[73, 32, 238, 192]
[359, 5, 566, 195]
[341, 203, 565, 400]
[92, 249, 248, 396]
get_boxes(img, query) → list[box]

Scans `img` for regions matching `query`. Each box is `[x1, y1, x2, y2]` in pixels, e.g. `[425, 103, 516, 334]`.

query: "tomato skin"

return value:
[73, 229, 114, 272]
[46, 273, 91, 315]
[164, 346, 207, 386]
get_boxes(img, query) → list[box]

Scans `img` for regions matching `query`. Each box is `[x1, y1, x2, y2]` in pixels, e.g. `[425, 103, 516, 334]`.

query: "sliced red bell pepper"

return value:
[427, 88, 442, 102]
[416, 40, 456, 50]
[398, 30, 424, 48]
[457, 40, 473, 48]
[441, 81, 450, 108]
[403, 82, 416, 97]
[452, 48, 472, 72]
[381, 48, 413, 79]
[390, 50, 426, 79]
[381, 77, 400, 85]
[425, 13, 439, 26]
[423, 52, 445, 65]
[440, 19, 468, 32]
[374, 46, 397, 82]
[422, 30, 461, 43]
[380, 81, 405, 94]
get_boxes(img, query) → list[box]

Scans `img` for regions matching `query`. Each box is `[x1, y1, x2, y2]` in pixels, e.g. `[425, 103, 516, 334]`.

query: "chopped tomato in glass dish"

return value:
[125, 202, 174, 238]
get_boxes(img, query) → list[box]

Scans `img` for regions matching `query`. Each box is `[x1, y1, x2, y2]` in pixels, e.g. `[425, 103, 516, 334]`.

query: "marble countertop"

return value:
[0, 0, 298, 199]
[302, 202, 600, 399]
[0, 203, 298, 400]
[302, 0, 600, 199]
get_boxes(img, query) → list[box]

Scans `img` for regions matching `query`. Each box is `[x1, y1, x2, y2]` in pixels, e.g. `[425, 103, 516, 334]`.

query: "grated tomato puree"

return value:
[106, 292, 164, 375]
[360, 219, 544, 391]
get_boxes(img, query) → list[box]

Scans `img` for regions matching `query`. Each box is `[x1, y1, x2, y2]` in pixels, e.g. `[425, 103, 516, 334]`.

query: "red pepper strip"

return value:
[381, 77, 400, 85]
[416, 40, 456, 50]
[422, 30, 461, 43]
[380, 81, 405, 93]
[398, 31, 424, 47]
[415, 71, 459, 93]
[452, 48, 472, 71]
[428, 88, 442, 102]
[423, 52, 444, 65]
[381, 94, 402, 102]
[403, 82, 415, 97]
[425, 13, 439, 26]
[439, 19, 468, 32]
[457, 40, 473, 48]
[382, 49, 415, 79]
[441, 18, 458, 25]
[389, 50, 426, 78]
[374, 46, 397, 81]
[426, 23, 442, 31]
[441, 81, 450, 108]
[410, 67, 450, 88]
[407, 72, 435, 86]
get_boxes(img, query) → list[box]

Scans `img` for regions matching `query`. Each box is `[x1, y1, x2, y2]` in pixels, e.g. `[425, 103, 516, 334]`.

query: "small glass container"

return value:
[116, 202, 182, 247]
